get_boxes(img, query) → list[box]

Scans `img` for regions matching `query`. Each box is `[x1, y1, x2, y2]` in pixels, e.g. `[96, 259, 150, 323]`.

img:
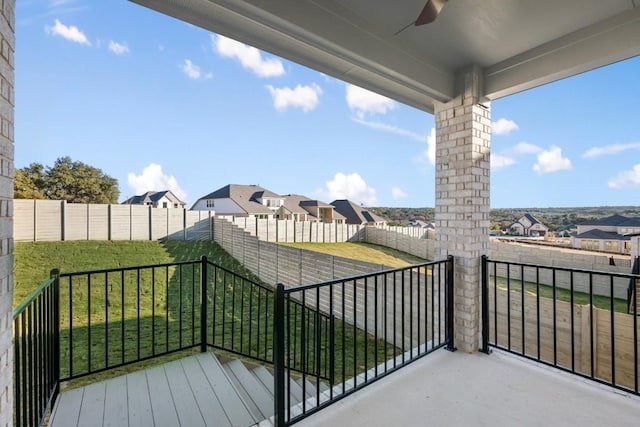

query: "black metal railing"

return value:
[627, 256, 639, 314]
[274, 256, 454, 427]
[482, 255, 640, 396]
[14, 256, 332, 426]
[13, 270, 60, 427]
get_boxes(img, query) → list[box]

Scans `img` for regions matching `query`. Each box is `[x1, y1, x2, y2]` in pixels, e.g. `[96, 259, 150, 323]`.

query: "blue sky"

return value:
[15, 1, 640, 208]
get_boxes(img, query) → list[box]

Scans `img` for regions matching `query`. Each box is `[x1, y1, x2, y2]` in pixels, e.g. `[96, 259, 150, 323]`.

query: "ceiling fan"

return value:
[415, 0, 448, 26]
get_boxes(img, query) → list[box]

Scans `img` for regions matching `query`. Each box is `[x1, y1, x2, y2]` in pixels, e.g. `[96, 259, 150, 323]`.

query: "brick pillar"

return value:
[434, 66, 490, 353]
[0, 1, 13, 426]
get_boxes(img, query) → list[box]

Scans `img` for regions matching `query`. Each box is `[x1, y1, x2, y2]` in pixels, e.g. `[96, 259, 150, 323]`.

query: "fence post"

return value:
[50, 268, 61, 401]
[445, 255, 456, 351]
[481, 255, 491, 354]
[274, 283, 285, 427]
[200, 256, 208, 352]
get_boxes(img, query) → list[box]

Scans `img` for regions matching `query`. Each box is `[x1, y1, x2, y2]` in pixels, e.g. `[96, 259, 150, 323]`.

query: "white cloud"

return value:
[608, 164, 640, 189]
[513, 142, 542, 155]
[583, 142, 640, 159]
[127, 163, 187, 202]
[346, 84, 396, 118]
[212, 34, 285, 77]
[267, 84, 322, 112]
[325, 172, 377, 206]
[491, 154, 516, 170]
[45, 19, 90, 45]
[180, 59, 211, 80]
[391, 187, 407, 200]
[108, 40, 129, 55]
[415, 128, 436, 166]
[491, 118, 519, 136]
[533, 145, 572, 174]
[351, 118, 427, 142]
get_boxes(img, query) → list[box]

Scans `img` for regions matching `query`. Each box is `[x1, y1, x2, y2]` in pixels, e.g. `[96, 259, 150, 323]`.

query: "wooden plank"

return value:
[126, 369, 154, 427]
[180, 356, 233, 427]
[77, 381, 106, 426]
[195, 353, 255, 427]
[224, 359, 274, 421]
[163, 359, 206, 427]
[103, 375, 128, 427]
[48, 386, 84, 427]
[145, 365, 180, 426]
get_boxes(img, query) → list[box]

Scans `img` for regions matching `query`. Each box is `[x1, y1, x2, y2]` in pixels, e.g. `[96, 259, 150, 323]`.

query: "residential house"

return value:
[280, 194, 345, 223]
[572, 214, 640, 254]
[191, 184, 282, 219]
[507, 213, 548, 237]
[122, 190, 186, 208]
[330, 199, 387, 226]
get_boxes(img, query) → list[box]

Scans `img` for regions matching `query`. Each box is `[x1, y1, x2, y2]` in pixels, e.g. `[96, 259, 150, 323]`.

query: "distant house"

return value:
[330, 200, 387, 226]
[122, 190, 186, 209]
[572, 214, 640, 254]
[507, 213, 549, 237]
[190, 184, 282, 219]
[280, 194, 345, 223]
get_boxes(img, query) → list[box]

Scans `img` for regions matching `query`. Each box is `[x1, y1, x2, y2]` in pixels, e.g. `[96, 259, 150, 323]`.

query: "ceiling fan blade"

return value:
[415, 0, 448, 26]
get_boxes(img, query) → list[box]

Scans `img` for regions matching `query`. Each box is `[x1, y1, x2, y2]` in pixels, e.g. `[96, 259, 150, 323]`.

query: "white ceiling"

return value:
[131, 0, 640, 113]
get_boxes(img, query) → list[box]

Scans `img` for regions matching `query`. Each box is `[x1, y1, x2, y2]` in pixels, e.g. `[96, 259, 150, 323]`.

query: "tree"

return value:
[14, 163, 46, 199]
[14, 156, 120, 203]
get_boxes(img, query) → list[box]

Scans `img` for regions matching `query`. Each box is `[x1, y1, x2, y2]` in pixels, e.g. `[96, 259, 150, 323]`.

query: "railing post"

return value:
[274, 283, 285, 427]
[480, 256, 491, 354]
[445, 255, 456, 351]
[200, 256, 208, 352]
[51, 268, 61, 400]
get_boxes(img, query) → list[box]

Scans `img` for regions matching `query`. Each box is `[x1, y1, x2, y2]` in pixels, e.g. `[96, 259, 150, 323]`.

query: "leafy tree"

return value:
[14, 156, 119, 203]
[14, 163, 46, 199]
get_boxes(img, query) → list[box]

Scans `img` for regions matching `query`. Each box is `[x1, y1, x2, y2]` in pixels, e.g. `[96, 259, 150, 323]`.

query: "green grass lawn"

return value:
[493, 277, 628, 313]
[278, 242, 427, 267]
[14, 240, 397, 389]
[13, 240, 252, 305]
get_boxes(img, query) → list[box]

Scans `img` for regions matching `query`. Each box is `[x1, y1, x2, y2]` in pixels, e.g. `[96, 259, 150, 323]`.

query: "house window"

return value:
[580, 240, 598, 251]
[206, 200, 215, 208]
[174, 203, 179, 208]
[604, 241, 617, 252]
[163, 202, 168, 208]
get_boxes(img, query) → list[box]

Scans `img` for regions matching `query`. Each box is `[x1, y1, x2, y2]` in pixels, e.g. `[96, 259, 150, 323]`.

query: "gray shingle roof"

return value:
[330, 199, 387, 225]
[122, 190, 185, 206]
[197, 184, 278, 215]
[577, 214, 640, 227]
[575, 229, 630, 241]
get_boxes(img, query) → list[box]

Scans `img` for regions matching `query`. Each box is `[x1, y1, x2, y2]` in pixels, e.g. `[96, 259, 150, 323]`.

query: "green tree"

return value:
[14, 156, 119, 203]
[13, 163, 47, 199]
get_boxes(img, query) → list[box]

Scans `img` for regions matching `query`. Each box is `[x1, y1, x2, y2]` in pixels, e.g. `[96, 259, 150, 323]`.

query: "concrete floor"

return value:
[296, 349, 640, 427]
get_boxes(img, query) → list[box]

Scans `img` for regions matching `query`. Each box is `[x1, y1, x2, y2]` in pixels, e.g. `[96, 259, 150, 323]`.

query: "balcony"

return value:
[13, 255, 640, 426]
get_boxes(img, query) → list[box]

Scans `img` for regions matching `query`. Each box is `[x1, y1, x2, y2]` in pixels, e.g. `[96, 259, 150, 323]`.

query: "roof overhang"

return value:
[131, 0, 640, 114]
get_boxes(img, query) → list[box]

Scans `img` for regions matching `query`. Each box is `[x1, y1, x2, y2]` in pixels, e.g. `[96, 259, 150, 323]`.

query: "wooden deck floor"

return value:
[48, 352, 259, 427]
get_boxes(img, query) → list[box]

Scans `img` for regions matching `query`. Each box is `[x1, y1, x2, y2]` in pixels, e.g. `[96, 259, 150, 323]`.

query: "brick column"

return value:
[0, 1, 13, 426]
[434, 66, 490, 353]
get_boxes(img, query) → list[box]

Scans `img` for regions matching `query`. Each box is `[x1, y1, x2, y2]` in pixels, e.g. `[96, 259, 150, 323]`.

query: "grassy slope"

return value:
[278, 242, 426, 267]
[13, 240, 398, 388]
[13, 240, 254, 306]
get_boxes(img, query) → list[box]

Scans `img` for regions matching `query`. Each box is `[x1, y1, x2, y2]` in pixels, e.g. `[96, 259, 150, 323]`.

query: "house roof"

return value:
[122, 190, 185, 206]
[330, 200, 387, 225]
[280, 194, 345, 221]
[196, 184, 278, 215]
[577, 214, 640, 227]
[281, 194, 312, 215]
[574, 229, 630, 241]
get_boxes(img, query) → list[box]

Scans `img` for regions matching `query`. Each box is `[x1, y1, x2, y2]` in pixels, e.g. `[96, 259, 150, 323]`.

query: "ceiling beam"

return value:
[484, 7, 640, 100]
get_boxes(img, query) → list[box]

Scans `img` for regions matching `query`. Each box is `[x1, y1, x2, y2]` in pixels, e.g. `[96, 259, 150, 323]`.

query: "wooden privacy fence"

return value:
[489, 287, 639, 391]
